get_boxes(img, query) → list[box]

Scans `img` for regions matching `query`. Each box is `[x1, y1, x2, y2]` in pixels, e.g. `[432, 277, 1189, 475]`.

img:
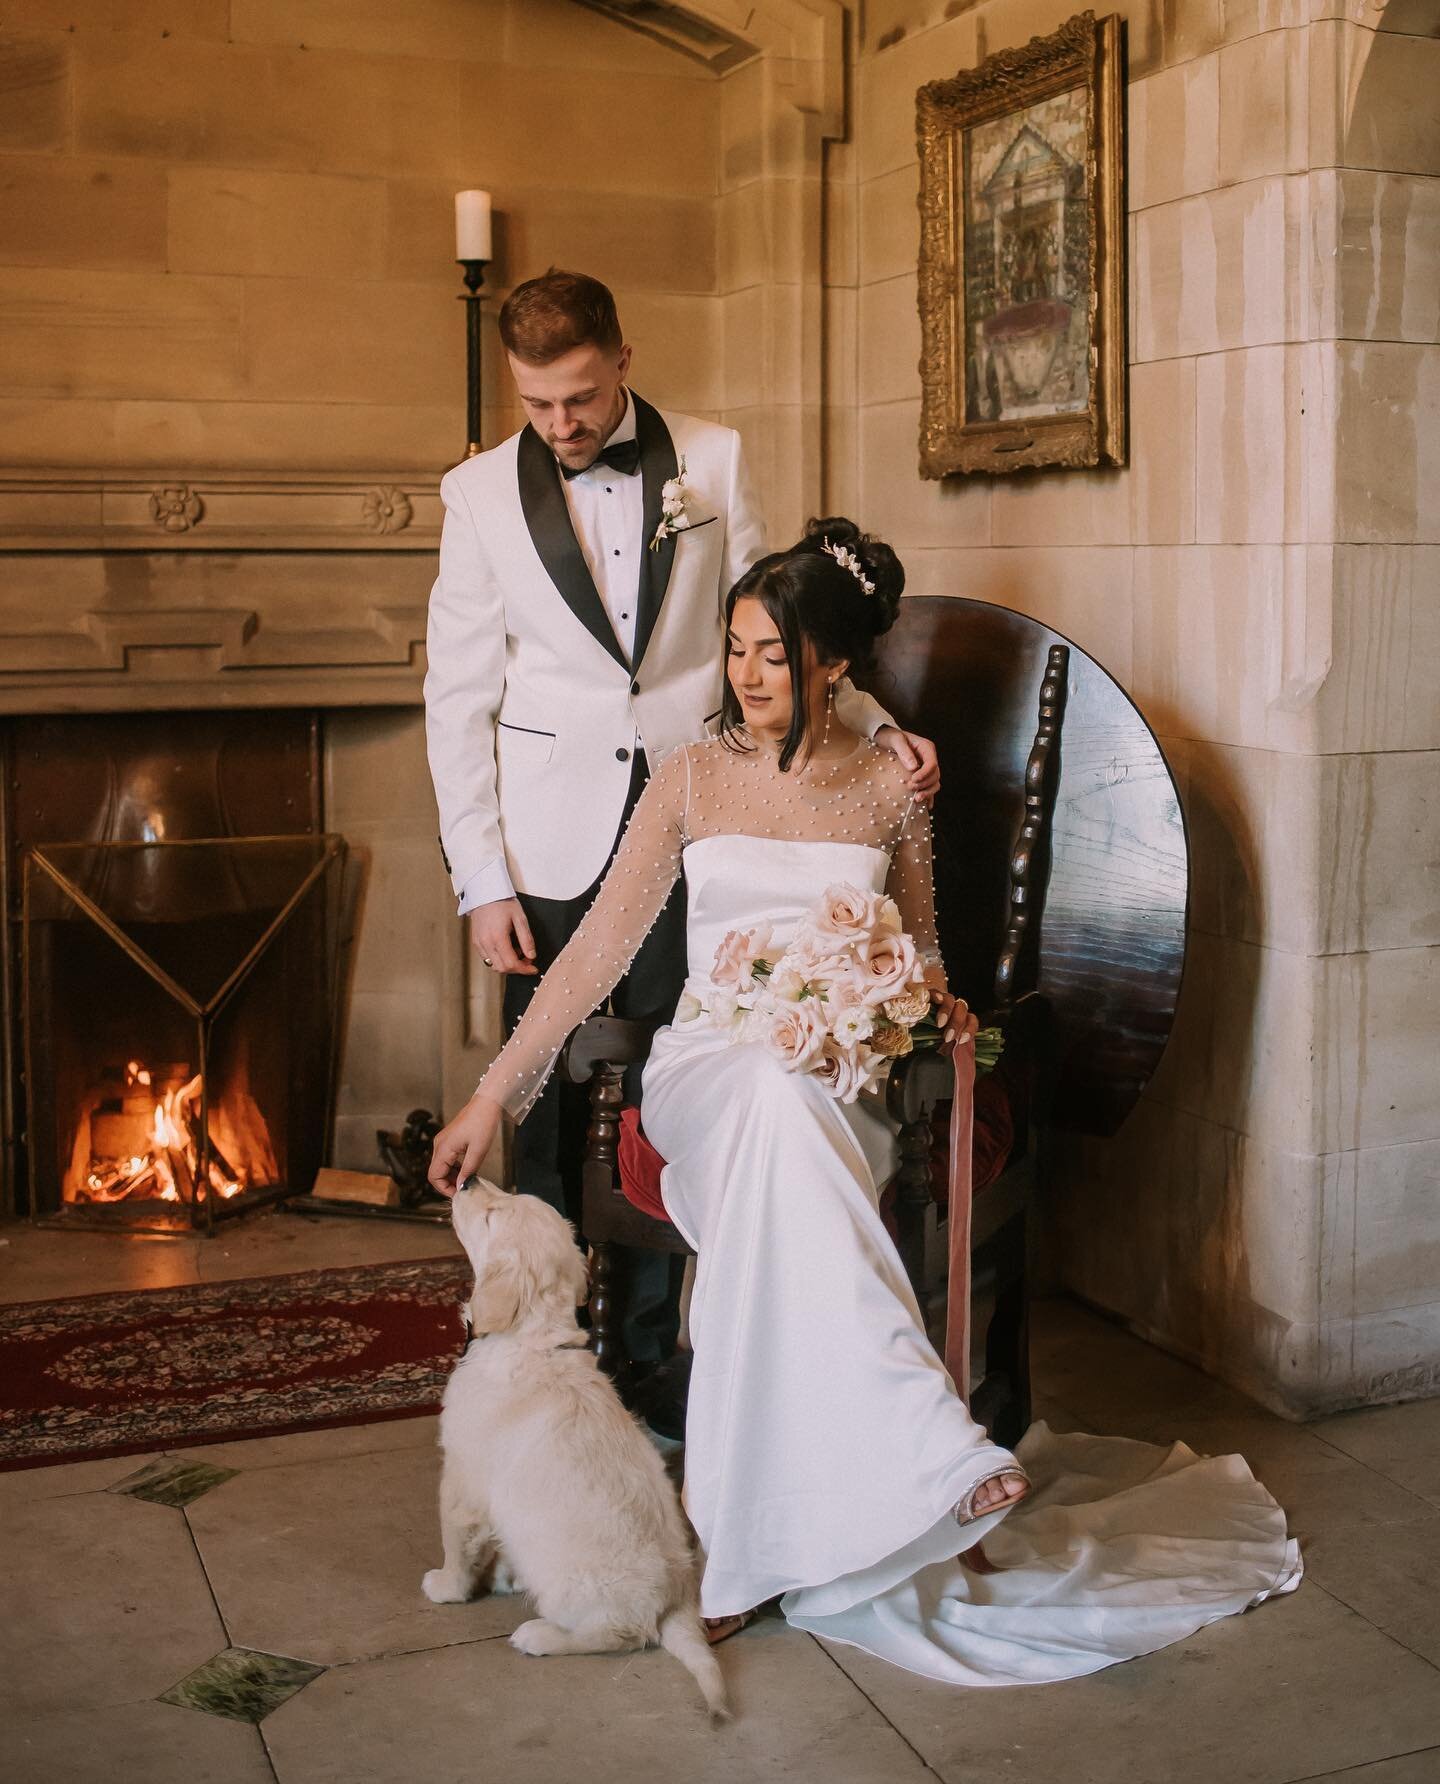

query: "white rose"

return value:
[768, 965, 808, 1002]
[675, 990, 703, 1024]
[709, 990, 740, 1029]
[831, 1001, 875, 1047]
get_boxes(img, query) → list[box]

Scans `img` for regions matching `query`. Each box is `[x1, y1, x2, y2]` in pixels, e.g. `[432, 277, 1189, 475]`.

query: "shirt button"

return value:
[605, 486, 613, 493]
[613, 548, 620, 556]
[615, 747, 630, 762]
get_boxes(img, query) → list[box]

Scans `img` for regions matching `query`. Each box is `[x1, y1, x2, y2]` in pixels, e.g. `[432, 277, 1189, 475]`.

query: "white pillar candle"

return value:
[454, 189, 492, 261]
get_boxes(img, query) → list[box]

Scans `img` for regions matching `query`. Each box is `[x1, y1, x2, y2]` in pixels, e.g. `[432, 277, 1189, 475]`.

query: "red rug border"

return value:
[0, 1253, 472, 1475]
[0, 1250, 466, 1316]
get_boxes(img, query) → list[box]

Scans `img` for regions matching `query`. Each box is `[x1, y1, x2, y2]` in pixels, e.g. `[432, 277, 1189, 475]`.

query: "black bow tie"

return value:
[559, 438, 641, 480]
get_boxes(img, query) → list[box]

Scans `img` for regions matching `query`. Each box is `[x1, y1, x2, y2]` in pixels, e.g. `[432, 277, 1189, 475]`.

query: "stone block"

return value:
[500, 0, 695, 79]
[1128, 52, 1220, 212]
[823, 403, 860, 517]
[900, 544, 1135, 680]
[720, 54, 767, 190]
[1136, 178, 1302, 362]
[1317, 545, 1440, 753]
[620, 291, 723, 413]
[1129, 356, 1197, 543]
[18, 1, 229, 31]
[1345, 26, 1440, 176]
[0, 34, 70, 153]
[494, 187, 715, 297]
[74, 34, 460, 179]
[1195, 344, 1309, 543]
[722, 286, 769, 411]
[1346, 1138, 1440, 1317]
[457, 60, 717, 198]
[990, 464, 1132, 549]
[1320, 169, 1440, 347]
[857, 12, 978, 183]
[857, 398, 991, 550]
[0, 267, 243, 401]
[0, 154, 167, 270]
[858, 163, 919, 284]
[1333, 342, 1440, 544]
[1133, 544, 1283, 747]
[241, 277, 458, 406]
[1218, 27, 1307, 186]
[825, 285, 857, 409]
[858, 273, 921, 406]
[168, 167, 385, 280]
[721, 178, 770, 293]
[824, 169, 857, 289]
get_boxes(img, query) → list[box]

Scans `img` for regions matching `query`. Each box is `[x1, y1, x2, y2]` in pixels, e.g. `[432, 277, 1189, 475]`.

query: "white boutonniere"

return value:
[650, 456, 703, 551]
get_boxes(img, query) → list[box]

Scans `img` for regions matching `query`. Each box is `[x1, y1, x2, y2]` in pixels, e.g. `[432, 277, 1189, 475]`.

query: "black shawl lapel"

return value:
[516, 423, 629, 672]
[632, 392, 679, 672]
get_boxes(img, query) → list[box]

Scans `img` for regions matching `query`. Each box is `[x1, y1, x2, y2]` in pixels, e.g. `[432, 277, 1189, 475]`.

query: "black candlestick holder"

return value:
[457, 258, 490, 460]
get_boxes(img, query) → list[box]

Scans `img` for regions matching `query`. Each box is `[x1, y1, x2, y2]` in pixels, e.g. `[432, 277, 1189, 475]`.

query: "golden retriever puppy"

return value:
[423, 1179, 729, 1722]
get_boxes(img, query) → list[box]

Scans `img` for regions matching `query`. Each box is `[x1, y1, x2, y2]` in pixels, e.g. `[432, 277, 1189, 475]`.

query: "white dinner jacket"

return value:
[425, 393, 884, 904]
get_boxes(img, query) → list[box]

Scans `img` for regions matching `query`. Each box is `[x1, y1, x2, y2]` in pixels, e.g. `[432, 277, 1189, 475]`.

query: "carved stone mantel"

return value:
[0, 469, 442, 553]
[0, 470, 439, 714]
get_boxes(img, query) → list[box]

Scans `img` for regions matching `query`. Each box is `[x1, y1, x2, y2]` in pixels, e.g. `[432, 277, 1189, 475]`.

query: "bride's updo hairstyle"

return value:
[720, 516, 905, 771]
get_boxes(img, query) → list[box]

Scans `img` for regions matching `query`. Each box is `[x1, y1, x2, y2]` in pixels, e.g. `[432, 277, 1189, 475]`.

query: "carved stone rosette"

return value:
[149, 484, 204, 533]
[361, 487, 413, 535]
[916, 11, 1127, 478]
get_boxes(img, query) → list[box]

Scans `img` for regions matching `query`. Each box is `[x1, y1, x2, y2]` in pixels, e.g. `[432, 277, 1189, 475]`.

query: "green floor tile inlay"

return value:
[159, 1647, 325, 1724]
[110, 1457, 239, 1507]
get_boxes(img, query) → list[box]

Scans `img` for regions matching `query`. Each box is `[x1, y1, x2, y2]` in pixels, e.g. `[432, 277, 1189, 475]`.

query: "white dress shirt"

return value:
[458, 392, 643, 914]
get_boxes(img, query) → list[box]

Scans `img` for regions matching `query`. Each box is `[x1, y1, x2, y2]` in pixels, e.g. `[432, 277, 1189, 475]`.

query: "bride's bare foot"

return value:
[703, 1609, 755, 1645]
[955, 1469, 1030, 1528]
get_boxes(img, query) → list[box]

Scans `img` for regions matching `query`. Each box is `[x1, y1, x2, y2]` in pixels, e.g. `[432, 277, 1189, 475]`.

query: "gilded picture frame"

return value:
[916, 11, 1126, 479]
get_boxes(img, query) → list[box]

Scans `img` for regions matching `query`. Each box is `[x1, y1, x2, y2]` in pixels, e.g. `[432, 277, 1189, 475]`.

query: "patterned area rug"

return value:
[0, 1257, 473, 1472]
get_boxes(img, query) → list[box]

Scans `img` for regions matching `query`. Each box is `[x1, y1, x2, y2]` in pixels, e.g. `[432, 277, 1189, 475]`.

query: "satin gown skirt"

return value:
[640, 836, 1302, 1685]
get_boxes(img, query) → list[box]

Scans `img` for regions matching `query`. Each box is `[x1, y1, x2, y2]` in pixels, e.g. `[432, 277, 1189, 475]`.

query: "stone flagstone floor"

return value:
[4, 1212, 1440, 1784]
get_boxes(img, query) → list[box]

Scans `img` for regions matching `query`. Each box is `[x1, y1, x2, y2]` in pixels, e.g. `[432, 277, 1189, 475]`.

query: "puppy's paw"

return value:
[510, 1618, 556, 1657]
[422, 1568, 473, 1605]
[490, 1560, 522, 1596]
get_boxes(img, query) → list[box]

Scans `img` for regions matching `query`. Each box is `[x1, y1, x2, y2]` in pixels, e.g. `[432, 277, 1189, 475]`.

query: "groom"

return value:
[424, 268, 936, 1375]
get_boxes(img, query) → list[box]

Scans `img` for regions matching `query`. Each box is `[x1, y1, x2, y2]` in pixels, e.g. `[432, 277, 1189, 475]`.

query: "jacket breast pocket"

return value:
[496, 720, 555, 767]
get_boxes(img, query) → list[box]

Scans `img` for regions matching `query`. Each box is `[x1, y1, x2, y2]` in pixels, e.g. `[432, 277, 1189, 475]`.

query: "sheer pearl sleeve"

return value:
[475, 746, 689, 1120]
[889, 796, 945, 979]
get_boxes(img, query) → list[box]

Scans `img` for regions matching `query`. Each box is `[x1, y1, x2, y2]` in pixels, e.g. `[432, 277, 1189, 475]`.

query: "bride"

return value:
[428, 518, 1301, 1686]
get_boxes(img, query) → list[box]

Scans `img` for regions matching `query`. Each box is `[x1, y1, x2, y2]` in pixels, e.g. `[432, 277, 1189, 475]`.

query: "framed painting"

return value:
[916, 11, 1126, 478]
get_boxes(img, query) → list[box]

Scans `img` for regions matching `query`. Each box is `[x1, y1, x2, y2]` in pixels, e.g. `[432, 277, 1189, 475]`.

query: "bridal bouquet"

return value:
[682, 882, 1001, 1103]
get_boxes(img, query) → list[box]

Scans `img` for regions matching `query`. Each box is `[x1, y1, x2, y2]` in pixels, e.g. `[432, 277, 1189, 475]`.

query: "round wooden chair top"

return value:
[863, 596, 1189, 1139]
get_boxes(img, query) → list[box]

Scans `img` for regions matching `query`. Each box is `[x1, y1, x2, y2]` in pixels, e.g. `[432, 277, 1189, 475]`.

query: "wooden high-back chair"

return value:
[563, 598, 1188, 1445]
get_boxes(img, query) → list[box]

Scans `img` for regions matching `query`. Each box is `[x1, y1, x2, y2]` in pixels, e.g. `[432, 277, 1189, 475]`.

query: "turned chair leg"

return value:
[588, 1240, 630, 1394]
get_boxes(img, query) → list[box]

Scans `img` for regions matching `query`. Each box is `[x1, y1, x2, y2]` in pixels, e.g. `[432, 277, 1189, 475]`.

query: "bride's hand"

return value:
[930, 986, 979, 1051]
[427, 1093, 503, 1198]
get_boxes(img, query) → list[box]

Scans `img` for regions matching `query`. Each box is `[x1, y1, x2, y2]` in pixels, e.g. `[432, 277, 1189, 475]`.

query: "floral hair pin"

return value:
[820, 538, 876, 596]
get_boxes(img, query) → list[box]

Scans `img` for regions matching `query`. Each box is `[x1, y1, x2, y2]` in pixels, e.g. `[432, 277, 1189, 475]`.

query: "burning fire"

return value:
[76, 1060, 250, 1205]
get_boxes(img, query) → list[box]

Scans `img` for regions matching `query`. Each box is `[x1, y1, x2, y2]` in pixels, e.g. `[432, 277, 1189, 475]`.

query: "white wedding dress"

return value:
[478, 733, 1302, 1686]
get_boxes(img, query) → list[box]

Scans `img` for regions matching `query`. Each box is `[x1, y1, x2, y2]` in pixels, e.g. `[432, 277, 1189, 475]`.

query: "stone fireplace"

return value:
[0, 470, 495, 1228]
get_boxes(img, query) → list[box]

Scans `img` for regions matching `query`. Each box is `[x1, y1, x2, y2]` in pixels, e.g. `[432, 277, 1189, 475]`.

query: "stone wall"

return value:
[830, 0, 1440, 1415]
[0, 0, 721, 471]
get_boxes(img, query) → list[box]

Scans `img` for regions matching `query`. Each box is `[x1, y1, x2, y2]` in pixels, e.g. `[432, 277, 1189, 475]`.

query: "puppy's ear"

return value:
[469, 1256, 523, 1335]
[568, 1243, 592, 1308]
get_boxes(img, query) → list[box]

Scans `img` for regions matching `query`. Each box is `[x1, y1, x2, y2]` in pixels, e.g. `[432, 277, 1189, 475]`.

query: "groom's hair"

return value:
[499, 269, 623, 364]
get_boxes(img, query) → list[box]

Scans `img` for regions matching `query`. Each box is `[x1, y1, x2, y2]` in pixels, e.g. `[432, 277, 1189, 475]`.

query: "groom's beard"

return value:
[545, 390, 627, 473]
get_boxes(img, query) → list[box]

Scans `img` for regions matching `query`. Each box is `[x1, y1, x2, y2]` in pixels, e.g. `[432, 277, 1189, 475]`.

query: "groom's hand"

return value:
[875, 726, 941, 801]
[467, 899, 538, 975]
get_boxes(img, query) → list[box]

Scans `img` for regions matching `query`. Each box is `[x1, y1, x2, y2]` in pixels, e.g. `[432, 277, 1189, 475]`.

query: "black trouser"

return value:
[501, 753, 688, 1365]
